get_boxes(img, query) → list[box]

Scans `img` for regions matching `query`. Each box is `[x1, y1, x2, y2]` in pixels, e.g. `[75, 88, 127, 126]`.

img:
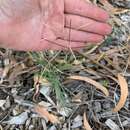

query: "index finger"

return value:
[64, 0, 109, 22]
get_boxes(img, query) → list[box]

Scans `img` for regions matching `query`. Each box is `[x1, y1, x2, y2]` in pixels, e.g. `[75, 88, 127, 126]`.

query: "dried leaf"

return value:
[34, 74, 51, 86]
[99, 0, 116, 13]
[0, 66, 10, 84]
[3, 112, 28, 125]
[33, 75, 51, 102]
[113, 74, 128, 112]
[69, 76, 109, 96]
[8, 64, 24, 85]
[34, 105, 60, 124]
[83, 112, 92, 130]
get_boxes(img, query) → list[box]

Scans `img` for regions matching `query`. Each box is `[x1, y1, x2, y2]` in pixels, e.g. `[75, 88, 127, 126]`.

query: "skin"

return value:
[0, 0, 112, 51]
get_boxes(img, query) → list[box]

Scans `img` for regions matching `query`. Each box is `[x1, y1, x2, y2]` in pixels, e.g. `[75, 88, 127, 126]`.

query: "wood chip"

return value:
[105, 119, 120, 130]
[113, 74, 128, 112]
[69, 75, 109, 96]
[83, 112, 92, 130]
[34, 105, 60, 124]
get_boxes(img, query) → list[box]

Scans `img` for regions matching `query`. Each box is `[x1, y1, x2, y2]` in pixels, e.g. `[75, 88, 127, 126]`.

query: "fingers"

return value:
[65, 14, 112, 35]
[62, 28, 104, 42]
[64, 0, 109, 22]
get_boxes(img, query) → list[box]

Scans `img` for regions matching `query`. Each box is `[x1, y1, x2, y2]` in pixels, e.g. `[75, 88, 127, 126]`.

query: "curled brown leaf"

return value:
[69, 75, 109, 96]
[83, 112, 92, 130]
[113, 74, 128, 112]
[34, 105, 60, 124]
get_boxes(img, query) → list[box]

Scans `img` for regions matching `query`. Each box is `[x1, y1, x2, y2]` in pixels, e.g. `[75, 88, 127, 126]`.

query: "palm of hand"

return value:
[0, 0, 112, 51]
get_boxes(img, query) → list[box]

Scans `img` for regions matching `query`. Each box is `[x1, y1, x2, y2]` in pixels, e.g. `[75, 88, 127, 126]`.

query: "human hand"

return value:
[0, 0, 112, 51]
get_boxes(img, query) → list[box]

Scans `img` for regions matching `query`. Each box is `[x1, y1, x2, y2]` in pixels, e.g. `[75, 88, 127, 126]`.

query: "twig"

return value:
[76, 51, 117, 77]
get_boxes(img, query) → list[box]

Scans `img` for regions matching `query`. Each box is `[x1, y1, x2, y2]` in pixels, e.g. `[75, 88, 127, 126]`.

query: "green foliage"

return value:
[56, 62, 72, 71]
[28, 51, 71, 106]
[100, 79, 109, 88]
[103, 36, 113, 46]
[42, 67, 65, 106]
